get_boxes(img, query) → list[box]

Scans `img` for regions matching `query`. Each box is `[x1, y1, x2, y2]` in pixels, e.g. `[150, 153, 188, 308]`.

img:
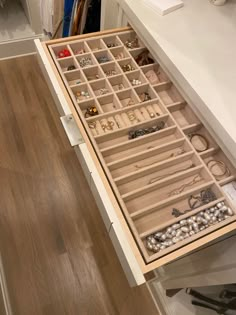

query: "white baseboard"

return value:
[0, 34, 44, 60]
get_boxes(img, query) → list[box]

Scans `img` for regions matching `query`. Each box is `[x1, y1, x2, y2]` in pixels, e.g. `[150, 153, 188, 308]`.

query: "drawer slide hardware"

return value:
[60, 114, 84, 146]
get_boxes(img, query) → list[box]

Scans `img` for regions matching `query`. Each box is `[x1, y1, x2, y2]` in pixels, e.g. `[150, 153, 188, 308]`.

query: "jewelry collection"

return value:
[57, 48, 71, 58]
[131, 79, 142, 86]
[86, 103, 163, 136]
[207, 159, 231, 180]
[188, 133, 209, 152]
[104, 70, 117, 76]
[146, 201, 234, 254]
[121, 64, 135, 72]
[168, 175, 202, 197]
[74, 48, 85, 55]
[75, 90, 90, 101]
[97, 56, 110, 63]
[172, 188, 217, 217]
[78, 57, 93, 68]
[135, 50, 154, 66]
[149, 162, 195, 184]
[106, 43, 119, 48]
[53, 30, 235, 260]
[67, 65, 76, 71]
[128, 121, 165, 140]
[84, 106, 98, 118]
[140, 92, 152, 102]
[134, 148, 186, 170]
[125, 38, 139, 49]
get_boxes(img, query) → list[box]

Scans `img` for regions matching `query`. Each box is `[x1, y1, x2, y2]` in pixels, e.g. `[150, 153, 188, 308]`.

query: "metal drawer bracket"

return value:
[60, 114, 84, 146]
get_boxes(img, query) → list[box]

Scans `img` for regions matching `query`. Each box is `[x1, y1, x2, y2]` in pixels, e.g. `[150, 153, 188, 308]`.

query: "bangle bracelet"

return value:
[207, 159, 231, 180]
[188, 133, 209, 152]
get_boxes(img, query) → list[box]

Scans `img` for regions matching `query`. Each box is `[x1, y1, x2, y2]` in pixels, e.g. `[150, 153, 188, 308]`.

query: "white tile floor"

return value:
[0, 0, 34, 42]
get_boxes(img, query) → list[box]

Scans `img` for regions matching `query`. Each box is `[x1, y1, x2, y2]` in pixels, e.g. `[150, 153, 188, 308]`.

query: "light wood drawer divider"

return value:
[39, 27, 236, 271]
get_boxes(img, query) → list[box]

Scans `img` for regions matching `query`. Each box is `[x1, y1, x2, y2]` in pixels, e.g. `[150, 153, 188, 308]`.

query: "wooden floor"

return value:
[0, 55, 158, 315]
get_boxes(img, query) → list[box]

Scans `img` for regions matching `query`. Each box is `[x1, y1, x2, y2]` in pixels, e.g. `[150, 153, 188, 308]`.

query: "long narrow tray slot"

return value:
[96, 115, 172, 149]
[116, 152, 199, 195]
[101, 126, 180, 157]
[124, 167, 211, 213]
[132, 180, 216, 221]
[134, 181, 218, 235]
[143, 211, 235, 263]
[85, 99, 167, 122]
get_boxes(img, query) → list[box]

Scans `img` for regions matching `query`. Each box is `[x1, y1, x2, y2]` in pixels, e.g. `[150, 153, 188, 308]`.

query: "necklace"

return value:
[168, 174, 202, 197]
[172, 188, 217, 217]
[149, 162, 195, 184]
[134, 148, 185, 170]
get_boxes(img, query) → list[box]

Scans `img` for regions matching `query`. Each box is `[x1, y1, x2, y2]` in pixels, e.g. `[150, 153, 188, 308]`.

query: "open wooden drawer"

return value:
[35, 27, 236, 287]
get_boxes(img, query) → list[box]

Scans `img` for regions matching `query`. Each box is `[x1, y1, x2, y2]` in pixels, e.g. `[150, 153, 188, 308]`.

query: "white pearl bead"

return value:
[152, 245, 160, 252]
[217, 202, 223, 208]
[204, 213, 211, 221]
[181, 226, 189, 233]
[166, 227, 172, 234]
[171, 230, 176, 237]
[180, 219, 187, 226]
[147, 242, 153, 250]
[160, 234, 166, 241]
[172, 224, 180, 230]
[187, 218, 193, 225]
[221, 205, 228, 212]
[166, 233, 172, 239]
[176, 230, 182, 237]
[172, 237, 180, 243]
[160, 245, 166, 250]
[227, 207, 234, 216]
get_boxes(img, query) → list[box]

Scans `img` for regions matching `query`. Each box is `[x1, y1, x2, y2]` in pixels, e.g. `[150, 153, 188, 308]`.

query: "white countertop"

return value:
[121, 0, 236, 162]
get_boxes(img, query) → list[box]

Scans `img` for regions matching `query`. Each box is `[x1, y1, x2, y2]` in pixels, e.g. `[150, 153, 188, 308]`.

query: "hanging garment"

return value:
[40, 0, 54, 37]
[83, 0, 101, 34]
[63, 0, 75, 37]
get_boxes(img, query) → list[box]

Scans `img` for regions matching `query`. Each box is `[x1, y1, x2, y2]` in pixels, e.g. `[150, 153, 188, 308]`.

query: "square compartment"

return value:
[108, 74, 131, 91]
[168, 103, 200, 128]
[89, 79, 113, 96]
[93, 50, 113, 64]
[86, 38, 107, 51]
[82, 66, 104, 81]
[134, 84, 158, 103]
[116, 89, 140, 107]
[155, 82, 184, 105]
[57, 57, 78, 72]
[142, 64, 170, 85]
[69, 41, 90, 55]
[129, 48, 155, 67]
[110, 46, 130, 60]
[76, 53, 96, 68]
[64, 70, 86, 86]
[118, 31, 144, 49]
[97, 94, 122, 112]
[117, 58, 138, 73]
[78, 99, 102, 117]
[102, 35, 123, 48]
[203, 149, 236, 182]
[101, 62, 122, 77]
[71, 83, 93, 102]
[51, 44, 72, 59]
[125, 70, 148, 86]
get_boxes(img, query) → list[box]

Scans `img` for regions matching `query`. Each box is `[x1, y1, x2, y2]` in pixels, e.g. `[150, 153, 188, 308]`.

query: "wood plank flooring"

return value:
[0, 55, 158, 315]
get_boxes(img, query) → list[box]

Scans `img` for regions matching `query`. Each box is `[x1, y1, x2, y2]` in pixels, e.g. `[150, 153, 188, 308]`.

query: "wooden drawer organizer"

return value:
[48, 29, 236, 265]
